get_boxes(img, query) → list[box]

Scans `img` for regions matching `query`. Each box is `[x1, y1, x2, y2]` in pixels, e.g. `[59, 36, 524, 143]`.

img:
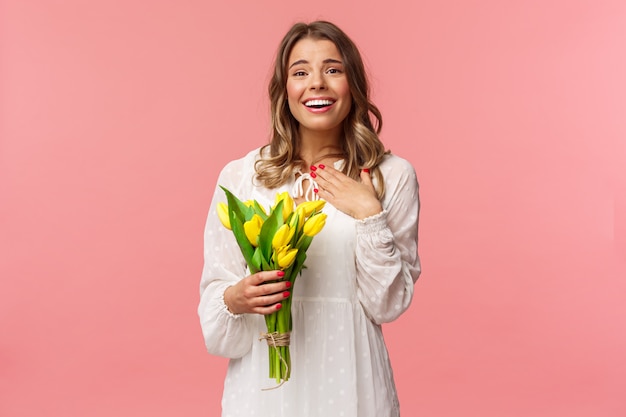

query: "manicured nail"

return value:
[362, 168, 370, 173]
[310, 172, 317, 178]
[285, 281, 291, 288]
[310, 165, 317, 171]
[319, 164, 325, 169]
[313, 188, 318, 193]
[276, 303, 282, 310]
[276, 271, 285, 277]
[283, 291, 290, 298]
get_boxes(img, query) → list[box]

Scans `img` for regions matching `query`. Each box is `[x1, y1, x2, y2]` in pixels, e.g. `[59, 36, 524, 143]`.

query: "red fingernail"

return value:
[276, 303, 282, 310]
[310, 172, 317, 178]
[319, 164, 325, 169]
[285, 281, 291, 288]
[313, 188, 318, 193]
[310, 165, 317, 171]
[283, 291, 290, 298]
[362, 168, 370, 173]
[276, 271, 285, 277]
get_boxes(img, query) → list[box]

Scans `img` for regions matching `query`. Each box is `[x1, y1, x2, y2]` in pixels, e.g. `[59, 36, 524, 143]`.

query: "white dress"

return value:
[198, 148, 421, 417]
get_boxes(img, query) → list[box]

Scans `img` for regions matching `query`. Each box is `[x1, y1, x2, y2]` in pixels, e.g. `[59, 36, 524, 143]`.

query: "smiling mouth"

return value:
[304, 99, 335, 109]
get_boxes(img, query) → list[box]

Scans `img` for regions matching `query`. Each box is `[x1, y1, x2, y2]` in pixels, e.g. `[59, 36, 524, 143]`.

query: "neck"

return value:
[298, 126, 344, 167]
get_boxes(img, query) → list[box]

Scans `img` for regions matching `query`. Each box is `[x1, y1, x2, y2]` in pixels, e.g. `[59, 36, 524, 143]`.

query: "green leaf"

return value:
[250, 248, 263, 272]
[293, 250, 307, 274]
[259, 200, 284, 261]
[260, 255, 272, 271]
[288, 213, 300, 247]
[253, 200, 269, 221]
[296, 234, 313, 252]
[220, 185, 253, 222]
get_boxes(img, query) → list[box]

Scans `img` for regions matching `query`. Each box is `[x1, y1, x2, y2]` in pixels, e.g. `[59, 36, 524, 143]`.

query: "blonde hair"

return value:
[255, 20, 388, 198]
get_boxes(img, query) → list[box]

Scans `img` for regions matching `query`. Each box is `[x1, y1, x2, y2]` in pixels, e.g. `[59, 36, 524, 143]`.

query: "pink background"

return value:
[1, 0, 624, 416]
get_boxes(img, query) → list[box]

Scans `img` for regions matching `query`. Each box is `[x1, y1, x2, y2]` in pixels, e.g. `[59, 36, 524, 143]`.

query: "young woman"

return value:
[198, 20, 421, 416]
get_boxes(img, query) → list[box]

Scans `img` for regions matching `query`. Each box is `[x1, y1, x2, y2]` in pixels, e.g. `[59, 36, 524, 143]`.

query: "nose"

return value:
[309, 71, 326, 90]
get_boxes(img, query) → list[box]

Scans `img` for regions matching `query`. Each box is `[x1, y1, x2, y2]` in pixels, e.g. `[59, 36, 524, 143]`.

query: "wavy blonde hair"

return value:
[255, 20, 389, 198]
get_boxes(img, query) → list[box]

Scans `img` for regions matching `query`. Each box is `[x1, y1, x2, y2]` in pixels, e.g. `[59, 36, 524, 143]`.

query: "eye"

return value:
[293, 70, 307, 77]
[327, 68, 342, 74]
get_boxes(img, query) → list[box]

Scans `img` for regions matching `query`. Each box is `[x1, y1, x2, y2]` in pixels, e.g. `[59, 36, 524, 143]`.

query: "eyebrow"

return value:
[288, 58, 343, 69]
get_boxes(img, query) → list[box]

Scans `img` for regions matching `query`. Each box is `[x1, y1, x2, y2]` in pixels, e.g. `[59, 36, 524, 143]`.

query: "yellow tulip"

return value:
[291, 208, 305, 230]
[243, 214, 263, 247]
[275, 246, 298, 269]
[272, 224, 295, 250]
[289, 210, 304, 230]
[296, 200, 326, 218]
[274, 191, 294, 221]
[303, 213, 327, 237]
[217, 202, 231, 230]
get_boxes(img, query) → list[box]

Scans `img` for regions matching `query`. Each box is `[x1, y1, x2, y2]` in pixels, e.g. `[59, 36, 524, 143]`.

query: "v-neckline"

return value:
[290, 158, 345, 206]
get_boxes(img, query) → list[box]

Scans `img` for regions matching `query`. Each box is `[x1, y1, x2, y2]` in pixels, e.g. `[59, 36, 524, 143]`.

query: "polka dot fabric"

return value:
[198, 148, 421, 417]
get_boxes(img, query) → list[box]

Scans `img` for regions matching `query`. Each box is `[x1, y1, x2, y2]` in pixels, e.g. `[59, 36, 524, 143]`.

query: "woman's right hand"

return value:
[223, 270, 291, 315]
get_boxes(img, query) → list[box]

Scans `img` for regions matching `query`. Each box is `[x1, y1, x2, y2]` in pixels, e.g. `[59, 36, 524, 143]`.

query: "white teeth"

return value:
[305, 99, 334, 107]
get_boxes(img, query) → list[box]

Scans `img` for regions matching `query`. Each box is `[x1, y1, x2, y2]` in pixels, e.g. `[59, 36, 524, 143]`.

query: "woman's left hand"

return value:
[312, 165, 383, 219]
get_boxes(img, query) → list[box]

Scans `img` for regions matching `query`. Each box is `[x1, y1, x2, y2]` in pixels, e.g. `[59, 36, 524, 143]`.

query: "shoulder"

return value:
[377, 153, 420, 206]
[217, 147, 264, 190]
[378, 153, 418, 181]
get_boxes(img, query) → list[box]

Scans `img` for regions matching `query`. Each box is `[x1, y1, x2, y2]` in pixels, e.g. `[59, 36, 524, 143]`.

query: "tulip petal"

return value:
[303, 213, 327, 237]
[217, 202, 231, 230]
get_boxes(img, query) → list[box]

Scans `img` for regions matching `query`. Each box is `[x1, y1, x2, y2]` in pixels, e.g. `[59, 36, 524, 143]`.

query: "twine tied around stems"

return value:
[259, 331, 291, 390]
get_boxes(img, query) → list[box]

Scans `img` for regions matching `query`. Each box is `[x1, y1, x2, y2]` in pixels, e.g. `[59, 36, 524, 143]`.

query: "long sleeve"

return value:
[197, 153, 259, 358]
[354, 155, 421, 324]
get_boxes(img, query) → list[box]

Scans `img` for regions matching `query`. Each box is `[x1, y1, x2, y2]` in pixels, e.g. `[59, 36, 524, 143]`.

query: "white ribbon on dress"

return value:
[291, 171, 320, 202]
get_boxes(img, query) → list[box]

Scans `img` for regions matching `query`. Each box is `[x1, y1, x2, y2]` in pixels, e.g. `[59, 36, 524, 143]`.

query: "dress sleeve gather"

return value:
[197, 152, 260, 358]
[354, 156, 421, 324]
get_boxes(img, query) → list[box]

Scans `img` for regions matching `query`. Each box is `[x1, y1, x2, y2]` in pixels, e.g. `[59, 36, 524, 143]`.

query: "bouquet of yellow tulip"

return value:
[217, 186, 327, 386]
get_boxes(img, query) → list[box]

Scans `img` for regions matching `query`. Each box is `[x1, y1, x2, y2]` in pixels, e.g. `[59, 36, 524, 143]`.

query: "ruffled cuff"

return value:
[219, 288, 245, 319]
[355, 210, 394, 249]
[355, 209, 388, 233]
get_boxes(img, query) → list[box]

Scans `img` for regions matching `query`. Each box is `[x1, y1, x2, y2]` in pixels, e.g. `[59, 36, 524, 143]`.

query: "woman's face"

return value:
[285, 38, 352, 138]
